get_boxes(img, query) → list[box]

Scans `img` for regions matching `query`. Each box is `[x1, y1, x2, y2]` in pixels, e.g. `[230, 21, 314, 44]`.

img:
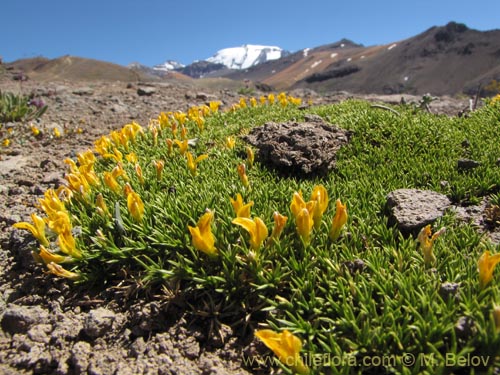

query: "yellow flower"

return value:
[416, 225, 446, 266]
[153, 160, 165, 181]
[80, 165, 100, 187]
[111, 163, 129, 181]
[209, 101, 221, 113]
[267, 93, 275, 104]
[186, 152, 208, 176]
[237, 163, 249, 188]
[246, 146, 254, 169]
[39, 189, 66, 216]
[329, 199, 348, 241]
[46, 262, 80, 280]
[296, 207, 315, 245]
[250, 97, 257, 107]
[127, 191, 145, 223]
[135, 163, 145, 185]
[194, 116, 205, 132]
[174, 111, 187, 126]
[254, 329, 309, 375]
[267, 211, 288, 245]
[65, 173, 90, 195]
[174, 139, 189, 155]
[239, 97, 247, 108]
[123, 182, 134, 197]
[158, 112, 169, 128]
[53, 128, 61, 138]
[103, 171, 121, 193]
[31, 124, 40, 136]
[13, 213, 50, 247]
[58, 231, 83, 259]
[2, 139, 11, 147]
[38, 245, 73, 264]
[77, 150, 96, 167]
[94, 135, 112, 156]
[46, 211, 72, 235]
[188, 210, 218, 257]
[166, 138, 174, 155]
[225, 136, 236, 149]
[491, 94, 500, 105]
[180, 126, 188, 140]
[290, 191, 306, 218]
[232, 216, 268, 251]
[230, 193, 254, 218]
[63, 158, 78, 174]
[478, 250, 500, 288]
[103, 147, 123, 162]
[310, 185, 329, 230]
[95, 193, 109, 217]
[126, 152, 138, 164]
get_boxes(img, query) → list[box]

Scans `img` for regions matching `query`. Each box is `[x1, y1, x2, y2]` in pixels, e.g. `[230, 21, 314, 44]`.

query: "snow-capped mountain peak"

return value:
[206, 44, 287, 70]
[153, 60, 185, 72]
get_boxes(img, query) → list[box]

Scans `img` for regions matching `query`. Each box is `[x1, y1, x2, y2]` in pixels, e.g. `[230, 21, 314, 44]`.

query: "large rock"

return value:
[386, 189, 451, 235]
[243, 118, 351, 177]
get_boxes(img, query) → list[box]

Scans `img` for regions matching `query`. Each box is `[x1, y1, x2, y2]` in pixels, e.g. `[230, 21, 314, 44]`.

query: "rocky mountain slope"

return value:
[5, 22, 500, 96]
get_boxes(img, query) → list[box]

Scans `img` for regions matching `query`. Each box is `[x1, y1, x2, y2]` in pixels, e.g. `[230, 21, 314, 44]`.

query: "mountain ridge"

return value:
[4, 22, 500, 96]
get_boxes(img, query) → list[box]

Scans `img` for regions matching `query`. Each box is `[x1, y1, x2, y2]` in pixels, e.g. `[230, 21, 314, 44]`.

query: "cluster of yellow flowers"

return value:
[13, 189, 81, 279]
[13, 95, 278, 277]
[228, 92, 302, 112]
[290, 186, 347, 246]
[188, 184, 348, 261]
[1, 123, 85, 149]
[417, 224, 500, 289]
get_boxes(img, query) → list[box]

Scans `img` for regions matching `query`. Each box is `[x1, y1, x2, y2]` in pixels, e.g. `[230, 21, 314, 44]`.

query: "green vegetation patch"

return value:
[14, 94, 500, 374]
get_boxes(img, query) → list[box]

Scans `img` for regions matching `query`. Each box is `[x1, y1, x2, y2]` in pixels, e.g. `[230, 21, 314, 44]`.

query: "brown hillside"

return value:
[6, 55, 158, 82]
[291, 22, 500, 95]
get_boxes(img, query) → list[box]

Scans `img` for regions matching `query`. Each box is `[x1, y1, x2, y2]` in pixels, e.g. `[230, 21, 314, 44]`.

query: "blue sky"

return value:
[2, 0, 499, 67]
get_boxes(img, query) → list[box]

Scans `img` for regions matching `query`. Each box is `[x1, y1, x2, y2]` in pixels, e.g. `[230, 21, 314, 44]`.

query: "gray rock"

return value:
[27, 323, 53, 343]
[386, 189, 451, 235]
[73, 87, 94, 96]
[1, 305, 50, 334]
[129, 336, 147, 358]
[244, 120, 352, 177]
[195, 92, 217, 101]
[137, 87, 156, 96]
[41, 171, 65, 186]
[83, 307, 116, 338]
[457, 158, 480, 170]
[439, 282, 460, 301]
[110, 103, 128, 113]
[70, 341, 92, 374]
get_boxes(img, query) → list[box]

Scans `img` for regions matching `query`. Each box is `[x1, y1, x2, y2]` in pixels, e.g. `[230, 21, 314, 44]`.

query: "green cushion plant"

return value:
[14, 94, 500, 373]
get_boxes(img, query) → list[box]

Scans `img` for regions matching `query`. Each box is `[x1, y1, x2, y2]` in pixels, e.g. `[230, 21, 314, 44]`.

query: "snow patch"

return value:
[347, 57, 352, 62]
[330, 53, 338, 58]
[310, 60, 322, 69]
[153, 60, 185, 72]
[303, 48, 311, 57]
[388, 43, 397, 51]
[206, 44, 286, 70]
